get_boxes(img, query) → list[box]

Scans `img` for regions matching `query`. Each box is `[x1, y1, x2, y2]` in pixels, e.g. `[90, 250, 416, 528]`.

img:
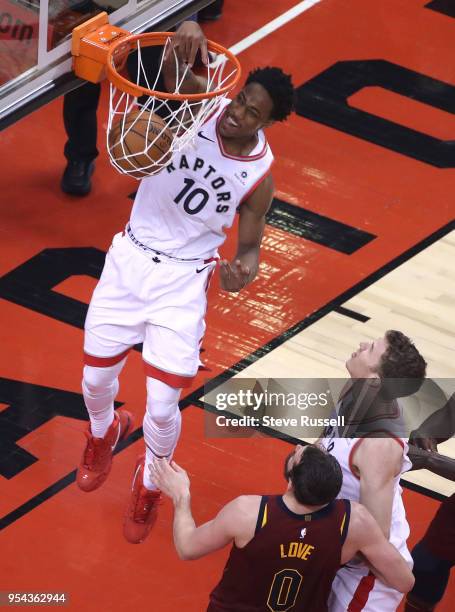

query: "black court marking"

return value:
[425, 0, 455, 18]
[0, 220, 453, 530]
[0, 377, 124, 479]
[295, 60, 455, 168]
[0, 249, 143, 355]
[333, 306, 370, 322]
[399, 479, 447, 503]
[267, 198, 376, 254]
[0, 428, 143, 531]
[126, 193, 376, 254]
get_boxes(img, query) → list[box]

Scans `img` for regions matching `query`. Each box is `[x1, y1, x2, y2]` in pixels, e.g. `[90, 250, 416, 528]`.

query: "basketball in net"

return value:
[104, 32, 241, 179]
[108, 110, 173, 178]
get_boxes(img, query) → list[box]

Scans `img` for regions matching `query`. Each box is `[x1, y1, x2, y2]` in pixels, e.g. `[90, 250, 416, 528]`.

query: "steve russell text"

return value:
[215, 415, 345, 428]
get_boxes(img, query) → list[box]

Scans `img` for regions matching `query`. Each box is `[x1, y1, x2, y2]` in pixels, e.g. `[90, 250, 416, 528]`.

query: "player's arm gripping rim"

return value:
[163, 21, 209, 94]
[343, 501, 415, 594]
[220, 174, 275, 292]
[149, 458, 258, 559]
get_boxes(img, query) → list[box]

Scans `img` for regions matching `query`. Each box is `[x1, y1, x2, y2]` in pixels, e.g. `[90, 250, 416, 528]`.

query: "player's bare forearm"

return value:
[173, 495, 198, 559]
[426, 451, 455, 480]
[408, 445, 455, 480]
[345, 503, 414, 593]
[163, 21, 208, 94]
[235, 245, 260, 283]
[163, 54, 206, 95]
[360, 480, 394, 539]
[151, 459, 237, 559]
[356, 439, 401, 539]
[222, 176, 274, 293]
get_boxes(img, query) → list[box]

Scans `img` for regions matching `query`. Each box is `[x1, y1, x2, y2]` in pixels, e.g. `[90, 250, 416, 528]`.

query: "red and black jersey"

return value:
[207, 495, 351, 612]
[423, 493, 455, 563]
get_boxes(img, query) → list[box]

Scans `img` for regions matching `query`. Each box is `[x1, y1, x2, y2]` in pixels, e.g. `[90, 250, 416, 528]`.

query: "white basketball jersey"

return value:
[320, 401, 412, 554]
[129, 99, 274, 260]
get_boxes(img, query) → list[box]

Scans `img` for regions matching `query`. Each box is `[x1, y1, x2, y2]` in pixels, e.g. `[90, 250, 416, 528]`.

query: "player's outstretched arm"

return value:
[162, 21, 208, 94]
[343, 502, 415, 594]
[149, 458, 257, 560]
[408, 444, 455, 481]
[220, 174, 274, 292]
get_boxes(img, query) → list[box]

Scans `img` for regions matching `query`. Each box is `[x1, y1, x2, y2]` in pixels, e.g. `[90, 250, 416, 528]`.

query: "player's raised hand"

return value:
[149, 458, 191, 503]
[219, 259, 251, 292]
[409, 430, 438, 452]
[165, 21, 208, 67]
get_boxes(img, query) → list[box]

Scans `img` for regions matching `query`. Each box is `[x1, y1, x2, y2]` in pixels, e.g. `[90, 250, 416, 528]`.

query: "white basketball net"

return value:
[107, 36, 238, 178]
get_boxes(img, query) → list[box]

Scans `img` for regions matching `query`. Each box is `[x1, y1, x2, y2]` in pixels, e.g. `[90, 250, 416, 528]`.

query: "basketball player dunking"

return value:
[320, 330, 427, 611]
[76, 20, 295, 544]
[150, 444, 414, 611]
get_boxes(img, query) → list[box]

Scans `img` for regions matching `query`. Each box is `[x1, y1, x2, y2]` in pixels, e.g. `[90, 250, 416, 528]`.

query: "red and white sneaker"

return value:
[123, 454, 162, 544]
[76, 409, 135, 492]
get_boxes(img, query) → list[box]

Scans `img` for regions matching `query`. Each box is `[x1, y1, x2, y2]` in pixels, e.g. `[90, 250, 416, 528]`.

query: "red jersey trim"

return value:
[347, 572, 376, 611]
[239, 165, 273, 205]
[83, 348, 131, 367]
[143, 360, 194, 388]
[215, 108, 269, 162]
[348, 433, 405, 481]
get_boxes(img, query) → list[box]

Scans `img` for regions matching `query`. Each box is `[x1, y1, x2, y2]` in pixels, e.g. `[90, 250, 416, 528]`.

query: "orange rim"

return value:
[105, 31, 241, 100]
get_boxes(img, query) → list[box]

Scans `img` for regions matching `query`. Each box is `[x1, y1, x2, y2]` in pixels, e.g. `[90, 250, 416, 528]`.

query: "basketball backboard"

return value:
[0, 0, 212, 130]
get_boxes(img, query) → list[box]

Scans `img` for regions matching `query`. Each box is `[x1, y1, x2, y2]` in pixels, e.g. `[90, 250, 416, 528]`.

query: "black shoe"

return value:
[61, 160, 95, 196]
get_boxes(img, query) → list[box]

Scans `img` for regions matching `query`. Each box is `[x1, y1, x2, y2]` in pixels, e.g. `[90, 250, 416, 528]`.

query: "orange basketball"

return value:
[108, 110, 173, 178]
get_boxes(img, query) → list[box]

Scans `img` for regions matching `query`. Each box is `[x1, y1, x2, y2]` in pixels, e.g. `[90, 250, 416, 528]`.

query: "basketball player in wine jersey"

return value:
[76, 21, 295, 544]
[320, 330, 427, 611]
[150, 444, 414, 611]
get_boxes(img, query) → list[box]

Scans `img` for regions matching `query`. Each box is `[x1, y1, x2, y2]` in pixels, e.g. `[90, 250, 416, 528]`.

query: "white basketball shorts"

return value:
[83, 231, 216, 388]
[328, 545, 412, 612]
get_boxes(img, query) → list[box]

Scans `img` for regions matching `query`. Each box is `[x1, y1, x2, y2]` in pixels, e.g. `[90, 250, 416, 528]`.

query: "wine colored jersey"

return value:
[208, 495, 350, 612]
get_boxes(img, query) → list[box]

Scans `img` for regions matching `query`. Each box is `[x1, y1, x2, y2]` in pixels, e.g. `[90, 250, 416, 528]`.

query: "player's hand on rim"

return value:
[165, 20, 208, 68]
[219, 259, 251, 292]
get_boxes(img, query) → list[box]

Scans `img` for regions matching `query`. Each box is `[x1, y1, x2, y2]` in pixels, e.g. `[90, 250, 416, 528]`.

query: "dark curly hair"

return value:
[378, 330, 427, 398]
[246, 66, 294, 122]
[284, 445, 342, 506]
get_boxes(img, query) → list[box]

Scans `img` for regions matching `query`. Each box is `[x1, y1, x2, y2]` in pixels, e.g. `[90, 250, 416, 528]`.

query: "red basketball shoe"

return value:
[77, 409, 135, 492]
[123, 454, 162, 544]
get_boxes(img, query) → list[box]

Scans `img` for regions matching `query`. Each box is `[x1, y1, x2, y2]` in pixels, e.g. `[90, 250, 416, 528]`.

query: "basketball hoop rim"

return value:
[105, 32, 241, 101]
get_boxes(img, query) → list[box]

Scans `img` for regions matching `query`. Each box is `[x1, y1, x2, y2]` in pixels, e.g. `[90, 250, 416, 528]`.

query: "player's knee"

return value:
[145, 396, 179, 426]
[82, 365, 118, 395]
[145, 377, 181, 426]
